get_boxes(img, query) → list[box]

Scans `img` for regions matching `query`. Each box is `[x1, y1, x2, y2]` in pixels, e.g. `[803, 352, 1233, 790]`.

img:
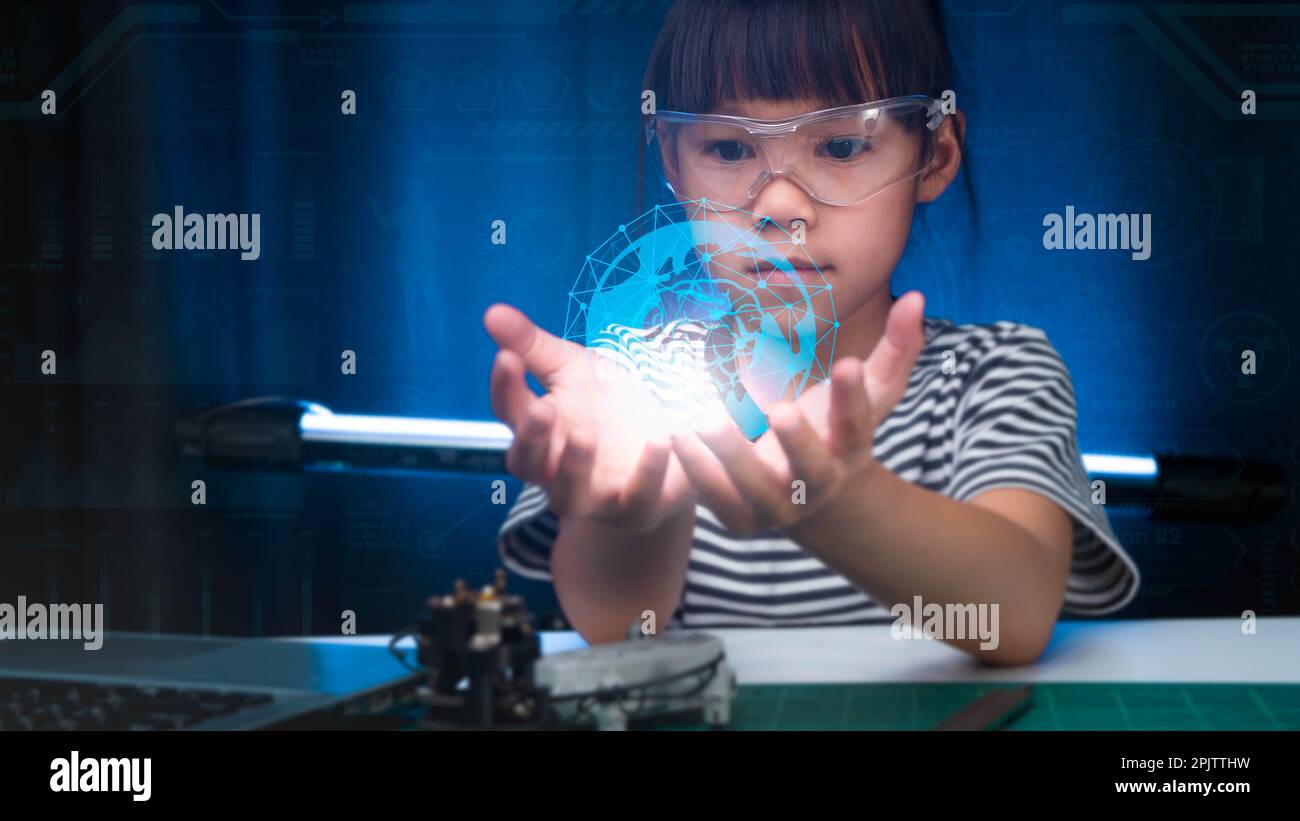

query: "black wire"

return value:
[558, 656, 724, 726]
[543, 654, 725, 706]
[397, 628, 727, 726]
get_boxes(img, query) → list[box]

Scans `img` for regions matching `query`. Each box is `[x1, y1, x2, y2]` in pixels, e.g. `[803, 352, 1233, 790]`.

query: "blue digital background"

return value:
[0, 0, 1296, 632]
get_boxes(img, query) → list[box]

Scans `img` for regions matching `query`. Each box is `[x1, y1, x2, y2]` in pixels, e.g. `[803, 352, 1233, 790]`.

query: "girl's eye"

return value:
[705, 141, 754, 163]
[820, 137, 872, 161]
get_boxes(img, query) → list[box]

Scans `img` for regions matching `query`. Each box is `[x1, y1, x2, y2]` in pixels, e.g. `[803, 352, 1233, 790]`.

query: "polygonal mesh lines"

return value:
[565, 199, 837, 438]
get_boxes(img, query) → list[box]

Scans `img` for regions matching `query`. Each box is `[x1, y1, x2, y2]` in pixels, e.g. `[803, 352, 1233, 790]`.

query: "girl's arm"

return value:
[484, 303, 699, 645]
[551, 504, 696, 644]
[668, 292, 1078, 665]
[784, 474, 1072, 665]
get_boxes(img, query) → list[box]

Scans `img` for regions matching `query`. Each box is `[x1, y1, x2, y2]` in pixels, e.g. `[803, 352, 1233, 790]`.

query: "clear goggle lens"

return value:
[650, 97, 943, 208]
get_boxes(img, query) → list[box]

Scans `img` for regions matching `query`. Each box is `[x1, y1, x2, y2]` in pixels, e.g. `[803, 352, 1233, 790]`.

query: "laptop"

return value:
[0, 402, 507, 732]
[0, 632, 423, 730]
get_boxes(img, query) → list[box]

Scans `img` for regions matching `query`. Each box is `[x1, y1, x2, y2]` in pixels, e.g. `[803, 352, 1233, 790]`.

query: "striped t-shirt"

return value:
[497, 315, 1140, 627]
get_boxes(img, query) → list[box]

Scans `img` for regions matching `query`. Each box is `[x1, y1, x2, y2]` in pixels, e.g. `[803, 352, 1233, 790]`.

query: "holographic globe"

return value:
[564, 199, 837, 438]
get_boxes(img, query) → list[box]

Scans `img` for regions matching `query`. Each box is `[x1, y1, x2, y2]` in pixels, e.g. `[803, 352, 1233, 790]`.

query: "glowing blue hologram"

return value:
[565, 199, 836, 438]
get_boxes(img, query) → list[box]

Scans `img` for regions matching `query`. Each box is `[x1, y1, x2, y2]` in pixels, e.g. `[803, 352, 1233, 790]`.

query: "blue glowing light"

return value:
[1082, 454, 1159, 477]
[299, 409, 1157, 483]
[564, 199, 837, 438]
[300, 412, 512, 449]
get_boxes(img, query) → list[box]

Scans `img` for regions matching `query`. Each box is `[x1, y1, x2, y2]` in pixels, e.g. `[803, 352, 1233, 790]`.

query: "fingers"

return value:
[489, 350, 535, 429]
[608, 439, 672, 530]
[670, 430, 754, 530]
[549, 434, 675, 531]
[767, 401, 840, 493]
[483, 303, 574, 380]
[547, 426, 596, 518]
[674, 420, 789, 533]
[827, 357, 875, 458]
[505, 399, 558, 483]
[862, 290, 926, 412]
[700, 422, 789, 519]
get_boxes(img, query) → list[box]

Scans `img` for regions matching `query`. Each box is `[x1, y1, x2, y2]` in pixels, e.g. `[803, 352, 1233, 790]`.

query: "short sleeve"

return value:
[946, 323, 1140, 616]
[497, 483, 559, 581]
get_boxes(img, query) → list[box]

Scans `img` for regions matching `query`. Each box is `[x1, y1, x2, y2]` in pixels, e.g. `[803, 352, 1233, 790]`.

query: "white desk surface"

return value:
[303, 616, 1300, 685]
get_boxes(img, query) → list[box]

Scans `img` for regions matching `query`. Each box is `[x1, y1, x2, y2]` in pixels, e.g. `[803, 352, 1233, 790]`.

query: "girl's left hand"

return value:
[669, 291, 927, 535]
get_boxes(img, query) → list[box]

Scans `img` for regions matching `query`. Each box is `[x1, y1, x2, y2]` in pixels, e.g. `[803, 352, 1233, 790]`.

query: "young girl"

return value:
[483, 0, 1138, 664]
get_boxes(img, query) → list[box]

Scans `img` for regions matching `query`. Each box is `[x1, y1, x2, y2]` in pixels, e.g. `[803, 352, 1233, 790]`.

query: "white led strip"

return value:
[300, 413, 513, 450]
[1081, 454, 1158, 477]
[302, 411, 1156, 477]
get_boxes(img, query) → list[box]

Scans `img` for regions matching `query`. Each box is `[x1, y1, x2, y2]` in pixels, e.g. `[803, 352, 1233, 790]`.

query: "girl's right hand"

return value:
[484, 303, 695, 533]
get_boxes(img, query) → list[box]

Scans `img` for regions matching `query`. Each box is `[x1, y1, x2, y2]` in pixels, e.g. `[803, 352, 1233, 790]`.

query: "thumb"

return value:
[483, 303, 574, 380]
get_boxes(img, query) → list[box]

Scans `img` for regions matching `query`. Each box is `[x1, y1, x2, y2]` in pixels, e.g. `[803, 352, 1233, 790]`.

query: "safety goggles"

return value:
[647, 95, 946, 208]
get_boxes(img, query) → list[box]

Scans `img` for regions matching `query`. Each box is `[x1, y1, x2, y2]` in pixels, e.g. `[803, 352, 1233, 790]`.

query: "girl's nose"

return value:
[747, 172, 817, 236]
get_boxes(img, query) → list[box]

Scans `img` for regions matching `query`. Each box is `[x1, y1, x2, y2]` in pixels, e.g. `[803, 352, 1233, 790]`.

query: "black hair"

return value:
[637, 0, 973, 214]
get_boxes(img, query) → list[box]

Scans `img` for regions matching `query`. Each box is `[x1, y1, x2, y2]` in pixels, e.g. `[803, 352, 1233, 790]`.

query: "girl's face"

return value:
[661, 97, 964, 328]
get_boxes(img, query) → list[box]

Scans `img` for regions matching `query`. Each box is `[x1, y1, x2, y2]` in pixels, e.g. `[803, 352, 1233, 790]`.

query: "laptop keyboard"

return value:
[0, 677, 275, 730]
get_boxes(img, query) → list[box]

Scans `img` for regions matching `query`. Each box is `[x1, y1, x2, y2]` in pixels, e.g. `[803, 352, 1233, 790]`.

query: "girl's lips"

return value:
[746, 259, 830, 274]
[780, 264, 832, 281]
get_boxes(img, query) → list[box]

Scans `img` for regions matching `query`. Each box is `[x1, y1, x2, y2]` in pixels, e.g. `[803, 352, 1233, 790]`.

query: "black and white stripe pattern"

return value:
[497, 315, 1140, 627]
[588, 320, 731, 429]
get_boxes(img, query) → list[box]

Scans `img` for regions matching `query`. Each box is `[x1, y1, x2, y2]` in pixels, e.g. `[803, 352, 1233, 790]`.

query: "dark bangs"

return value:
[643, 0, 953, 113]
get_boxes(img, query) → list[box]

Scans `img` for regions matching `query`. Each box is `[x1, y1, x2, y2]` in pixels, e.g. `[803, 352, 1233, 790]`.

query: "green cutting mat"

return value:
[653, 683, 1300, 731]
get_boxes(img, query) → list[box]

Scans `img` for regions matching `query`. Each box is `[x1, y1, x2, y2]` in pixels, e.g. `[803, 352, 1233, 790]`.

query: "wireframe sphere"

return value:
[565, 199, 837, 438]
